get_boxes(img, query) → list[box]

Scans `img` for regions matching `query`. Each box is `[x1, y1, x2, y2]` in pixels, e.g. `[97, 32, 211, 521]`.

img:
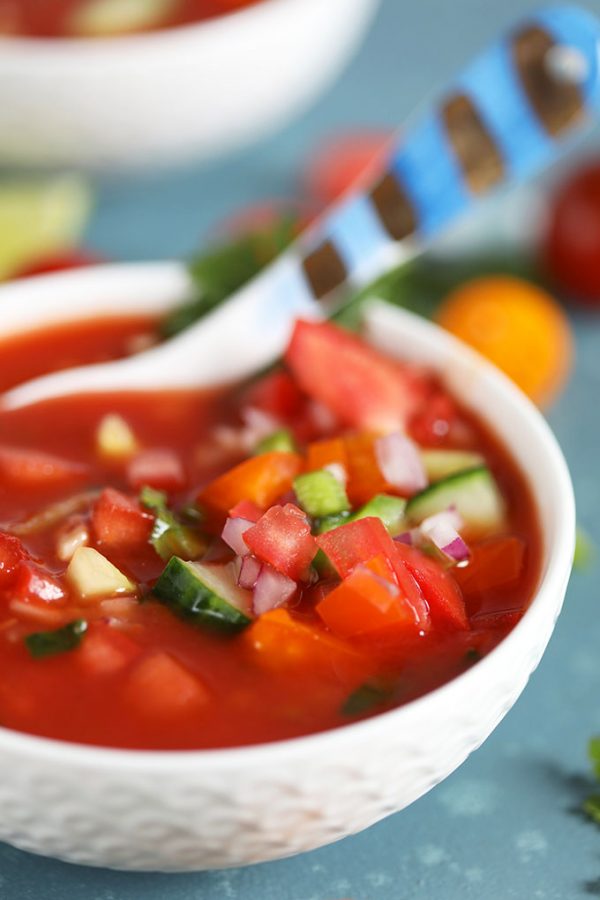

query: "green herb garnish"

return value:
[161, 214, 299, 338]
[342, 681, 395, 717]
[140, 486, 205, 561]
[464, 648, 482, 667]
[25, 619, 87, 659]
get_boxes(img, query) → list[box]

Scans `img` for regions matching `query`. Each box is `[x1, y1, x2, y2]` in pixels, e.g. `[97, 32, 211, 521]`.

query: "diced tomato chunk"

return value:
[13, 562, 65, 604]
[0, 532, 29, 587]
[285, 320, 428, 431]
[0, 446, 87, 487]
[454, 536, 526, 595]
[243, 370, 307, 422]
[409, 390, 459, 447]
[76, 624, 142, 676]
[124, 652, 210, 718]
[92, 488, 154, 550]
[243, 608, 368, 683]
[316, 553, 429, 637]
[127, 449, 186, 493]
[392, 543, 468, 631]
[243, 503, 316, 581]
[198, 451, 302, 518]
[316, 517, 398, 580]
[228, 499, 263, 522]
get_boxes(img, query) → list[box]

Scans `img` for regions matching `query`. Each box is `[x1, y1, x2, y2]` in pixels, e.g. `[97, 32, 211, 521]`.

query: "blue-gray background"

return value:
[3, 1, 600, 897]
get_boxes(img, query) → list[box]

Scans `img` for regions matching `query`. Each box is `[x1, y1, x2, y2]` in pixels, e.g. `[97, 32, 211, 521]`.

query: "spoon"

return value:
[3, 4, 599, 410]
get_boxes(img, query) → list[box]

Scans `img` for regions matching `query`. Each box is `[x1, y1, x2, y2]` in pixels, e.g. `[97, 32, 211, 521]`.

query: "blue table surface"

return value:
[4, 1, 600, 897]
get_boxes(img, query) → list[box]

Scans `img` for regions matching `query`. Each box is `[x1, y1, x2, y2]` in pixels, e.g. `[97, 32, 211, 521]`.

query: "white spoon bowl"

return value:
[0, 263, 574, 870]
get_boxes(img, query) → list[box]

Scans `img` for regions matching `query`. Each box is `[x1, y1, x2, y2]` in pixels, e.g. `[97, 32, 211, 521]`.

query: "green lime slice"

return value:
[0, 175, 93, 281]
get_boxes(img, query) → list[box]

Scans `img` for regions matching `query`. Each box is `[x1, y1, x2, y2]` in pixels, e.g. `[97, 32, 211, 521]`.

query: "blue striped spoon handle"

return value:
[4, 4, 600, 409]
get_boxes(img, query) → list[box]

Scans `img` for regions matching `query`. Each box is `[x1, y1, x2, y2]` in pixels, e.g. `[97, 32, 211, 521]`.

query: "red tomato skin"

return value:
[92, 488, 154, 550]
[243, 371, 307, 423]
[392, 543, 468, 631]
[243, 503, 316, 581]
[0, 533, 30, 587]
[316, 517, 398, 580]
[13, 562, 65, 604]
[228, 499, 263, 522]
[285, 320, 427, 432]
[0, 446, 87, 487]
[543, 161, 600, 304]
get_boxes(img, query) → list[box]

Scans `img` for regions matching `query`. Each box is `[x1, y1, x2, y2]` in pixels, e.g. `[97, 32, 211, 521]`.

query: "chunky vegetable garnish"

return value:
[0, 316, 541, 750]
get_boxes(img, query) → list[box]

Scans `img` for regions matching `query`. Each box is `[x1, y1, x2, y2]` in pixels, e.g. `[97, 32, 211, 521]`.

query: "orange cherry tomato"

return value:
[435, 275, 573, 408]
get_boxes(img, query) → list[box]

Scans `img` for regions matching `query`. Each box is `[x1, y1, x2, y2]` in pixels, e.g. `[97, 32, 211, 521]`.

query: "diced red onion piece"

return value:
[221, 516, 254, 557]
[253, 564, 296, 615]
[420, 510, 470, 562]
[323, 462, 347, 485]
[375, 432, 427, 494]
[238, 555, 262, 590]
[241, 406, 281, 441]
[394, 531, 415, 546]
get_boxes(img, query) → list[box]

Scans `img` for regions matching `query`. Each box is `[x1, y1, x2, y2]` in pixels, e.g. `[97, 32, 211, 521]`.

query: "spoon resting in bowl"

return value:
[2, 3, 599, 410]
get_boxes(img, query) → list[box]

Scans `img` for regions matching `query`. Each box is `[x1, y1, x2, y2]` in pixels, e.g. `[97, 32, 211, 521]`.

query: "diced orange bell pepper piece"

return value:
[306, 437, 348, 473]
[197, 451, 302, 518]
[344, 433, 394, 505]
[243, 608, 368, 683]
[316, 553, 429, 638]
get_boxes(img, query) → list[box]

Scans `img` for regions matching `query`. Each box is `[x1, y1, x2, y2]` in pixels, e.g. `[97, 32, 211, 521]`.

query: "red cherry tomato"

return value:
[13, 250, 103, 279]
[304, 131, 393, 205]
[543, 160, 600, 305]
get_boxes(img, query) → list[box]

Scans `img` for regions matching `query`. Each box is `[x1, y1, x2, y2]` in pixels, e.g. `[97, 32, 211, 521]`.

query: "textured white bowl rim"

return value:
[0, 0, 315, 54]
[0, 264, 575, 774]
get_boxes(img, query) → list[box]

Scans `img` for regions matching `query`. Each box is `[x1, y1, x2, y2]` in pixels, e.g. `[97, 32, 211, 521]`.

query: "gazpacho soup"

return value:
[0, 314, 541, 750]
[0, 0, 263, 39]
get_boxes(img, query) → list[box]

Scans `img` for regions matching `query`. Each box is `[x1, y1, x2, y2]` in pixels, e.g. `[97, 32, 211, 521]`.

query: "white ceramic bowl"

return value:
[0, 263, 575, 870]
[0, 0, 378, 170]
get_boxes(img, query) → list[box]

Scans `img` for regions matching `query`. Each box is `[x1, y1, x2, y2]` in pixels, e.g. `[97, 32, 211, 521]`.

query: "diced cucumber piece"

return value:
[406, 466, 505, 535]
[25, 620, 87, 659]
[350, 494, 406, 535]
[140, 486, 205, 561]
[294, 470, 350, 517]
[254, 429, 297, 455]
[96, 413, 139, 460]
[67, 547, 137, 601]
[69, 0, 176, 36]
[153, 557, 252, 634]
[420, 449, 485, 482]
[315, 512, 351, 535]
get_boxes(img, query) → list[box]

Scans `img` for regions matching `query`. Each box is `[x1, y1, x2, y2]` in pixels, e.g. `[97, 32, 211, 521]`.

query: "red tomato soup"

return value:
[0, 0, 263, 39]
[0, 315, 541, 750]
